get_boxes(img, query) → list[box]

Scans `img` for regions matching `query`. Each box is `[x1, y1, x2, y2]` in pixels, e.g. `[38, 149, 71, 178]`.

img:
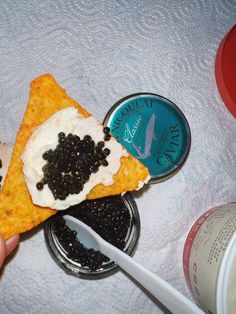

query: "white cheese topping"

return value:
[136, 175, 150, 190]
[21, 107, 128, 210]
[0, 143, 13, 190]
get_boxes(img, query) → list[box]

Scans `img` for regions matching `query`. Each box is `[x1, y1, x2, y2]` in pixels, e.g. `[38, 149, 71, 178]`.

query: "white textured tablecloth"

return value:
[0, 1, 236, 313]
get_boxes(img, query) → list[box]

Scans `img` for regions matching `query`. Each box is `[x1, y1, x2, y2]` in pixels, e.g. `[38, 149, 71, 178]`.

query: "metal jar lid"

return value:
[104, 93, 191, 183]
[44, 193, 140, 279]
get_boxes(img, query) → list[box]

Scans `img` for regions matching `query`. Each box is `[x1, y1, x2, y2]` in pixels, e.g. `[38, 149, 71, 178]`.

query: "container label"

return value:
[106, 95, 190, 180]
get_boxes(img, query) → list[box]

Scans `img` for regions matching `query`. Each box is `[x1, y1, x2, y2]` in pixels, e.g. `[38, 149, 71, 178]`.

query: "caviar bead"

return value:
[72, 171, 82, 179]
[101, 159, 108, 166]
[104, 134, 111, 141]
[36, 182, 44, 190]
[58, 194, 67, 201]
[83, 173, 90, 182]
[103, 127, 110, 134]
[84, 135, 92, 141]
[42, 149, 53, 160]
[67, 133, 74, 141]
[103, 148, 110, 156]
[97, 141, 104, 149]
[90, 165, 99, 173]
[59, 132, 65, 138]
[58, 132, 66, 143]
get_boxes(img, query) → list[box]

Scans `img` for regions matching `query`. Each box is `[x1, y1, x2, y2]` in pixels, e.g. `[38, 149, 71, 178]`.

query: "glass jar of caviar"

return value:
[44, 193, 140, 279]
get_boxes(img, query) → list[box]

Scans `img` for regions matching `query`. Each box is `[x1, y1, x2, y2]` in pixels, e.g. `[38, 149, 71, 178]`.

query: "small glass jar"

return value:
[44, 193, 140, 279]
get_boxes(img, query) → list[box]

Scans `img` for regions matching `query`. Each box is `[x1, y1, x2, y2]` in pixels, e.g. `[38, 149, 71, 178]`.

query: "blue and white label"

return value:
[105, 94, 190, 181]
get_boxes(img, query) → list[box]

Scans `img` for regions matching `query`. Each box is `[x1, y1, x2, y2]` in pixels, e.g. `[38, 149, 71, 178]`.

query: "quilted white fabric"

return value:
[0, 0, 236, 313]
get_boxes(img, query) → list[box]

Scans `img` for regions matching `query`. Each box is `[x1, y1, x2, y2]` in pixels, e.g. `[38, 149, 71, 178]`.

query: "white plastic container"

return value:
[183, 203, 236, 314]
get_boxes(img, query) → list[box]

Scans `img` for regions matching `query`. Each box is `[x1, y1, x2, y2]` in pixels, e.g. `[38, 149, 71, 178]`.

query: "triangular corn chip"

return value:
[0, 74, 149, 239]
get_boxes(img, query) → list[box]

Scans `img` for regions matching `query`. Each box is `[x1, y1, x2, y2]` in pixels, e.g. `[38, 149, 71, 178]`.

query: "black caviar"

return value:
[103, 127, 110, 134]
[36, 132, 111, 200]
[103, 126, 111, 141]
[52, 195, 131, 271]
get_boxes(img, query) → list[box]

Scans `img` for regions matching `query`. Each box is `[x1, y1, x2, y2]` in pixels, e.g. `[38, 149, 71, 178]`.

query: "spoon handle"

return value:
[100, 241, 203, 314]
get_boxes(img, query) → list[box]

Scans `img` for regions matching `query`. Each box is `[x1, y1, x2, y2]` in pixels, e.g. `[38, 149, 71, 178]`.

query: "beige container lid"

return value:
[217, 232, 236, 314]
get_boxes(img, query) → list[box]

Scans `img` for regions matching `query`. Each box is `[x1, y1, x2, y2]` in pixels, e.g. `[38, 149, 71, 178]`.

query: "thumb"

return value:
[0, 234, 7, 269]
[6, 234, 20, 256]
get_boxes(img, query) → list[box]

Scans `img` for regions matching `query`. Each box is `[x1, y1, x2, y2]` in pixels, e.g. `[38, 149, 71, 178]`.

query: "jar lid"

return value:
[104, 93, 191, 183]
[215, 24, 236, 118]
[44, 193, 140, 279]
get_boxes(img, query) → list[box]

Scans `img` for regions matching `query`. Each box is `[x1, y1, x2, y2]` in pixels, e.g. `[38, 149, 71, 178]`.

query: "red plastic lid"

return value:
[215, 24, 236, 118]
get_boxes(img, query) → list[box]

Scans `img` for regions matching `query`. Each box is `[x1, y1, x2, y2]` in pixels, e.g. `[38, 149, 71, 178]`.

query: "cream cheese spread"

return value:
[21, 107, 128, 210]
[136, 176, 150, 190]
[0, 143, 13, 190]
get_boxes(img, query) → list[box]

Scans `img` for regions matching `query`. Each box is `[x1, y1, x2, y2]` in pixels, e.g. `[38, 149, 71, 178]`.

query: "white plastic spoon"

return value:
[64, 215, 204, 314]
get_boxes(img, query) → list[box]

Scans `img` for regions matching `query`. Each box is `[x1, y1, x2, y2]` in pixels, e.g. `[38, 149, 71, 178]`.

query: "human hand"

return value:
[0, 234, 19, 269]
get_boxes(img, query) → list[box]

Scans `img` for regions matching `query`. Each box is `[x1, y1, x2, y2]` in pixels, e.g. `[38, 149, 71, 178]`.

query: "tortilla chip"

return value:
[0, 74, 149, 239]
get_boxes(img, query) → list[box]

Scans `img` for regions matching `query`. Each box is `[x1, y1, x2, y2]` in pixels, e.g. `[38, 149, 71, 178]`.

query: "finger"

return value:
[6, 234, 20, 256]
[0, 234, 7, 269]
